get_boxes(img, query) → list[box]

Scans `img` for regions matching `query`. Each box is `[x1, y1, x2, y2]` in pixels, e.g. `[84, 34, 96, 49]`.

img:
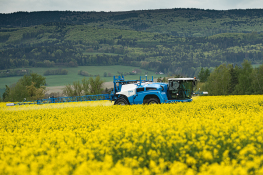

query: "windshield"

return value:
[180, 81, 194, 98]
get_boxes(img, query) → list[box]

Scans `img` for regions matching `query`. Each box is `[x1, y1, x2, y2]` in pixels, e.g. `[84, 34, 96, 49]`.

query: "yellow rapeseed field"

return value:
[1, 95, 263, 175]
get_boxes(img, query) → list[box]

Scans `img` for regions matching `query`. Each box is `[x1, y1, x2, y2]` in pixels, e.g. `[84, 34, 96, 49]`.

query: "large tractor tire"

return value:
[114, 97, 129, 105]
[146, 98, 160, 104]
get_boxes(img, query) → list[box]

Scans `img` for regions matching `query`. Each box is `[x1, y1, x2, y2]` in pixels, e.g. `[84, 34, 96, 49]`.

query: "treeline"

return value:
[62, 76, 104, 97]
[43, 69, 68, 76]
[201, 60, 263, 95]
[0, 69, 32, 77]
[78, 69, 141, 78]
[1, 73, 109, 102]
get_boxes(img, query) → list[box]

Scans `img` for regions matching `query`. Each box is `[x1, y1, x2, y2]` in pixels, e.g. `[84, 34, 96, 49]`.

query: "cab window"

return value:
[146, 87, 157, 91]
[136, 88, 144, 92]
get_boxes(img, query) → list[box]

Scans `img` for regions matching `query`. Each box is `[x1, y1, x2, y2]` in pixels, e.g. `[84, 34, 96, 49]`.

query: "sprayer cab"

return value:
[168, 78, 197, 100]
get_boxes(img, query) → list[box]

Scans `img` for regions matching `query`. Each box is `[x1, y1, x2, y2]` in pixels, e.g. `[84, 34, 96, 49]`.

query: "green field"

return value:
[0, 65, 165, 95]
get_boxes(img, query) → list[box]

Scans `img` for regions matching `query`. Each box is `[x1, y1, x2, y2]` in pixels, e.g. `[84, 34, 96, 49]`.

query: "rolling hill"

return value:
[1, 8, 263, 78]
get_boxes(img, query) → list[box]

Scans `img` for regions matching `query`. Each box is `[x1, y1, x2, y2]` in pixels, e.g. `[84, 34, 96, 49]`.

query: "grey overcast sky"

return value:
[0, 0, 262, 14]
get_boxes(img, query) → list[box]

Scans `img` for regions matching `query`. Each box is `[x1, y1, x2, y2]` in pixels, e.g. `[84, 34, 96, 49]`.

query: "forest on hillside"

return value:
[2, 9, 263, 36]
[1, 9, 263, 77]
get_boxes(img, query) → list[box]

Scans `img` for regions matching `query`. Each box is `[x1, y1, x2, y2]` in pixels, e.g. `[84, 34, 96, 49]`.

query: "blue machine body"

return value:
[110, 76, 196, 105]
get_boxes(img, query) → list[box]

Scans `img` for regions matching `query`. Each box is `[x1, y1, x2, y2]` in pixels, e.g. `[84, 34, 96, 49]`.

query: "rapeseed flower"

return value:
[0, 95, 263, 174]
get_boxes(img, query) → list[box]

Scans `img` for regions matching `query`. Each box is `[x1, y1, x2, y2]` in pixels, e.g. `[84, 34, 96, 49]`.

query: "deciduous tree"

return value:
[89, 76, 104, 95]
[62, 76, 104, 96]
[235, 60, 253, 95]
[3, 73, 46, 102]
[205, 64, 230, 95]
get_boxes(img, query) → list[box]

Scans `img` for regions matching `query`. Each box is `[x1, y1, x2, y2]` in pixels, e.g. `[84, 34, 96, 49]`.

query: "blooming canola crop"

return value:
[1, 95, 263, 174]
